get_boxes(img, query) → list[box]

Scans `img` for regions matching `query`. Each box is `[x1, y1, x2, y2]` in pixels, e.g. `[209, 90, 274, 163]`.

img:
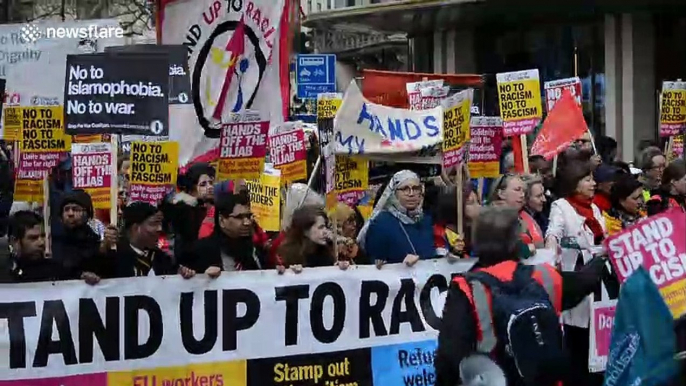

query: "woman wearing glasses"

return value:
[358, 170, 437, 268]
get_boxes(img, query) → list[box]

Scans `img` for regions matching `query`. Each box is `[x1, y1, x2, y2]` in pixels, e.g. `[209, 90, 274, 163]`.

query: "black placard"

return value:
[63, 52, 169, 136]
[105, 44, 191, 105]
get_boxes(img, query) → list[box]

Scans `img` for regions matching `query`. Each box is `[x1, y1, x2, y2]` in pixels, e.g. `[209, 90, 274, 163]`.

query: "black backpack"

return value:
[466, 264, 569, 386]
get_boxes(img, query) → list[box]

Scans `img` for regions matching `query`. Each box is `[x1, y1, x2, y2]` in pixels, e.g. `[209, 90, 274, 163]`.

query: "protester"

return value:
[107, 202, 195, 279]
[268, 183, 325, 266]
[604, 173, 645, 234]
[647, 158, 686, 214]
[637, 146, 666, 200]
[161, 162, 216, 260]
[2, 211, 57, 282]
[545, 161, 609, 386]
[360, 170, 436, 267]
[521, 174, 548, 237]
[181, 191, 265, 276]
[433, 185, 480, 257]
[330, 202, 368, 264]
[596, 135, 618, 164]
[592, 163, 620, 212]
[50, 189, 116, 281]
[435, 206, 610, 386]
[277, 205, 347, 273]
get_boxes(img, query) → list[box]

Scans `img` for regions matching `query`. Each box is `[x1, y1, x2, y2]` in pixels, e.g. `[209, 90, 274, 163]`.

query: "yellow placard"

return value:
[661, 280, 686, 319]
[335, 156, 368, 204]
[317, 95, 342, 119]
[108, 360, 246, 386]
[497, 70, 542, 136]
[467, 161, 500, 179]
[442, 95, 471, 169]
[19, 106, 70, 153]
[13, 179, 43, 203]
[130, 141, 179, 186]
[2, 106, 21, 141]
[246, 170, 281, 232]
[217, 157, 264, 181]
[660, 86, 686, 136]
[279, 160, 307, 185]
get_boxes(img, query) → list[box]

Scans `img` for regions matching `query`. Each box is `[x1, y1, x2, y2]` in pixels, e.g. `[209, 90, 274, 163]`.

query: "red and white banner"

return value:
[544, 77, 582, 113]
[160, 0, 290, 166]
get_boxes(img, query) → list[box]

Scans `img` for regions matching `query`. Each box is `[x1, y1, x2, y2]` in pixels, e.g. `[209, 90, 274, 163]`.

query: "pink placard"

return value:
[129, 184, 171, 206]
[0, 373, 107, 386]
[16, 152, 62, 180]
[72, 152, 112, 189]
[269, 129, 306, 167]
[545, 77, 582, 113]
[593, 304, 616, 357]
[219, 121, 269, 159]
[604, 209, 686, 285]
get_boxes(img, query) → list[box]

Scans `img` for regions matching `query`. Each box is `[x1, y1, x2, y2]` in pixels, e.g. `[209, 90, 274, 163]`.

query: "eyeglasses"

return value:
[229, 213, 254, 221]
[397, 185, 423, 194]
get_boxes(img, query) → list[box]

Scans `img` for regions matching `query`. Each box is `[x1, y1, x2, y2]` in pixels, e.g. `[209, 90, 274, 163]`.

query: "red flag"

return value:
[212, 17, 246, 120]
[530, 89, 588, 160]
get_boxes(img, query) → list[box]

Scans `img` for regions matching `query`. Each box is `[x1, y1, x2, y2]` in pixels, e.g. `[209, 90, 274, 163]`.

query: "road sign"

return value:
[296, 54, 336, 99]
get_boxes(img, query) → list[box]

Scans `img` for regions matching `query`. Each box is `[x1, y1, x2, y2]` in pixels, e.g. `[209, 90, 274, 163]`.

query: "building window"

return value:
[346, 0, 355, 6]
[307, 0, 312, 13]
[327, 0, 332, 9]
[317, 2, 322, 11]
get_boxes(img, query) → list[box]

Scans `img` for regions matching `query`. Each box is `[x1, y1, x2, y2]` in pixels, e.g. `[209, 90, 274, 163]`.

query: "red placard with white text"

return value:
[269, 128, 307, 184]
[544, 77, 582, 113]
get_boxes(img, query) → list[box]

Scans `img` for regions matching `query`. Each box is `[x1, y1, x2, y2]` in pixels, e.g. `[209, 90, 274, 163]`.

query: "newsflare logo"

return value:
[20, 23, 124, 44]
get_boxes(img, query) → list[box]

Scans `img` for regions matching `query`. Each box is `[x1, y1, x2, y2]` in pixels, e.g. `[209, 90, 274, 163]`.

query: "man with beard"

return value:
[180, 191, 265, 277]
[50, 189, 116, 282]
[161, 162, 215, 260]
[2, 211, 58, 282]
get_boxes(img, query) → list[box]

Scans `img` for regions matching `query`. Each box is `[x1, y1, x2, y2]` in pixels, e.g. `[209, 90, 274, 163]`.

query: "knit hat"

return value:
[59, 189, 93, 219]
[123, 202, 160, 230]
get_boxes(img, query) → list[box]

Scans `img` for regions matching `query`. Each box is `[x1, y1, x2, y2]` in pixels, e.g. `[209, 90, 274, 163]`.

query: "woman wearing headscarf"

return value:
[268, 183, 325, 267]
[359, 170, 436, 268]
[603, 174, 645, 235]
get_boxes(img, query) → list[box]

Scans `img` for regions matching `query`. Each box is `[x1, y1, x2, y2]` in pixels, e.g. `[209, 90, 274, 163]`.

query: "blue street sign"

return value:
[296, 54, 336, 99]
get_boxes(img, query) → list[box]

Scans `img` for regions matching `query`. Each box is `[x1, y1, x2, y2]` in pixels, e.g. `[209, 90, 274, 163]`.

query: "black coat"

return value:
[180, 232, 265, 273]
[104, 239, 177, 278]
[50, 224, 103, 278]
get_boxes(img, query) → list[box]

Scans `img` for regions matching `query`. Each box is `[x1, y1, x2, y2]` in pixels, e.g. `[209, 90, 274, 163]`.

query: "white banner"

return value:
[334, 81, 443, 163]
[0, 20, 124, 135]
[160, 0, 288, 166]
[0, 259, 475, 384]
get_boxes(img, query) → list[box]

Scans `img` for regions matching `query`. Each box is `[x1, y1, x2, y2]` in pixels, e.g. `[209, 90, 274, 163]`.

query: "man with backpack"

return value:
[435, 207, 610, 386]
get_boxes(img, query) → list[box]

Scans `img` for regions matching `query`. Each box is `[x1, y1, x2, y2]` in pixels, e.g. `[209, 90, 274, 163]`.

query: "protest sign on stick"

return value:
[14, 106, 70, 202]
[468, 117, 503, 179]
[218, 111, 269, 181]
[605, 209, 686, 318]
[129, 141, 179, 205]
[544, 77, 582, 113]
[71, 142, 114, 210]
[660, 81, 686, 138]
[269, 124, 308, 185]
[64, 53, 169, 136]
[442, 89, 473, 172]
[246, 165, 281, 232]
